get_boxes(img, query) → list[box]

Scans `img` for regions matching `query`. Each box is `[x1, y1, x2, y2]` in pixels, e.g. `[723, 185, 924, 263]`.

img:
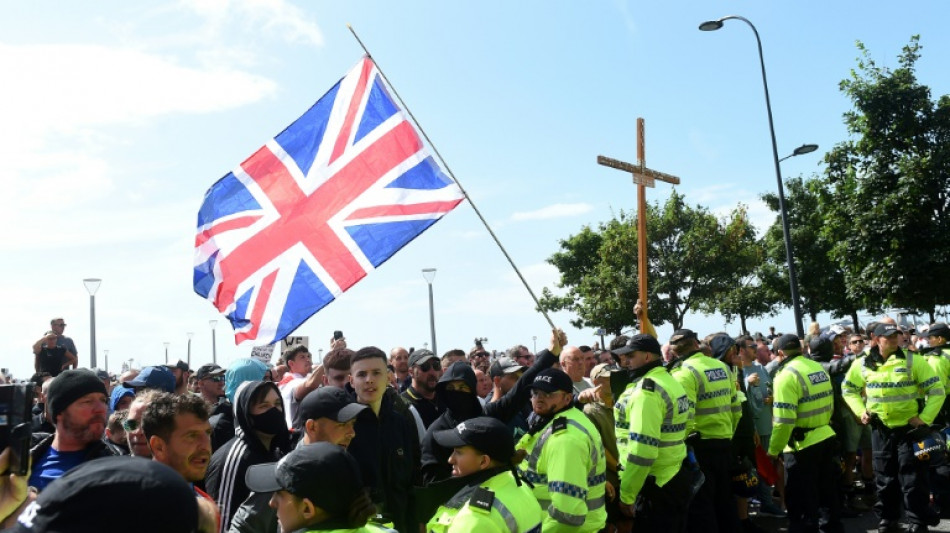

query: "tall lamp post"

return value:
[186, 332, 194, 368]
[209, 320, 218, 365]
[104, 349, 109, 374]
[699, 15, 806, 338]
[422, 268, 437, 356]
[83, 278, 102, 368]
[164, 342, 170, 365]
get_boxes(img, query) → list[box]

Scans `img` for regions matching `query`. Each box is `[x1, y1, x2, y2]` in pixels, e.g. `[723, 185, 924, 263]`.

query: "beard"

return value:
[62, 411, 106, 445]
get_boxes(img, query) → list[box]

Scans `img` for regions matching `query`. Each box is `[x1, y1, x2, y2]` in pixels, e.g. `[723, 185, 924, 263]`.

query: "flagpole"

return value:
[347, 24, 557, 331]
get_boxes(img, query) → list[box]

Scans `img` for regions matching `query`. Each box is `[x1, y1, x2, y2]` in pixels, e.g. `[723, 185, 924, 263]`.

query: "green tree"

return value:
[540, 191, 759, 331]
[699, 205, 781, 333]
[822, 36, 950, 320]
[761, 176, 861, 325]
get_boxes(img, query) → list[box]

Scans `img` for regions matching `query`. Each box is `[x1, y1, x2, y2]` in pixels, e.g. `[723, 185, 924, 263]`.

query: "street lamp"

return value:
[83, 278, 102, 368]
[779, 143, 819, 163]
[209, 320, 218, 364]
[186, 332, 194, 368]
[699, 15, 806, 338]
[104, 349, 109, 374]
[164, 342, 170, 365]
[532, 335, 537, 353]
[422, 268, 437, 356]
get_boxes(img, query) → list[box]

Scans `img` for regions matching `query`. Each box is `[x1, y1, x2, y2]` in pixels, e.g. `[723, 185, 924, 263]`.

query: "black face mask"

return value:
[251, 407, 286, 435]
[442, 390, 481, 418]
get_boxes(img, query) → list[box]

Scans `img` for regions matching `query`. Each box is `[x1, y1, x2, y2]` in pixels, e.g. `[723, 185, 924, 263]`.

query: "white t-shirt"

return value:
[278, 373, 306, 428]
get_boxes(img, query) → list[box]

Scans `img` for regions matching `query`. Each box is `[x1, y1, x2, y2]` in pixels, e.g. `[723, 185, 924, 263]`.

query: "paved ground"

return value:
[751, 507, 950, 532]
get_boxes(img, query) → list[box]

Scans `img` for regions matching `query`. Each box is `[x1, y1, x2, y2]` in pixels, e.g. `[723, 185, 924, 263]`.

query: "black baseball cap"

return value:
[928, 323, 950, 338]
[13, 457, 198, 533]
[874, 323, 900, 337]
[195, 363, 225, 380]
[669, 329, 698, 344]
[433, 416, 515, 462]
[297, 387, 367, 424]
[488, 356, 526, 378]
[612, 334, 661, 357]
[775, 333, 802, 352]
[245, 442, 364, 516]
[408, 349, 438, 367]
[528, 368, 573, 394]
[165, 360, 190, 373]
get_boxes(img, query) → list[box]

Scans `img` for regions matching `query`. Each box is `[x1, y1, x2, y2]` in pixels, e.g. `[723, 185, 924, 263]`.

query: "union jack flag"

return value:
[194, 57, 464, 345]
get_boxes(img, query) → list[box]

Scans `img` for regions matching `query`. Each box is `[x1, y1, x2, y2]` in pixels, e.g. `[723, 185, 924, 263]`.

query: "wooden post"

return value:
[597, 118, 681, 333]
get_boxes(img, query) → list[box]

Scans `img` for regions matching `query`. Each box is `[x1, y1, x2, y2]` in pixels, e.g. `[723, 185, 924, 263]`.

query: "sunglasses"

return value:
[53, 323, 66, 327]
[416, 361, 439, 372]
[122, 419, 141, 432]
[850, 340, 865, 344]
[205, 376, 225, 382]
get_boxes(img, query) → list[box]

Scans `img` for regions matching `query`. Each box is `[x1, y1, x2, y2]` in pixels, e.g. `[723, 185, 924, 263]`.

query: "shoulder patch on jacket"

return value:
[641, 378, 656, 392]
[469, 487, 495, 512]
[552, 417, 568, 433]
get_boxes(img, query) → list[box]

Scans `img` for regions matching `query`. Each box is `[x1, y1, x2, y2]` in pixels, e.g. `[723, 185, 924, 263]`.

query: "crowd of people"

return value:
[2, 311, 950, 532]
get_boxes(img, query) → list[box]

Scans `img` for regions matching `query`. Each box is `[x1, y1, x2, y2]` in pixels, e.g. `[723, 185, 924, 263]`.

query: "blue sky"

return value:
[3, 1, 948, 379]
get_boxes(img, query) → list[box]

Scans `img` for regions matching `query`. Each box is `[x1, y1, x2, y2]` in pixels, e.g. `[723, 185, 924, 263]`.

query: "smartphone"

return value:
[0, 383, 35, 476]
[333, 330, 344, 341]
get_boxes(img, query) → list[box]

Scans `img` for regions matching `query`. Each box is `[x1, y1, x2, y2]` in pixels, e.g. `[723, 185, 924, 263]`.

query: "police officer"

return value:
[922, 323, 950, 390]
[843, 323, 946, 533]
[516, 368, 607, 531]
[768, 333, 844, 532]
[612, 334, 695, 532]
[923, 323, 950, 516]
[667, 329, 742, 533]
[244, 441, 395, 533]
[427, 417, 542, 532]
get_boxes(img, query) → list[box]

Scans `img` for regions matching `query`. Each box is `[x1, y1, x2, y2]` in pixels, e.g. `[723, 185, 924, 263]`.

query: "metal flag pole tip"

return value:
[345, 25, 557, 331]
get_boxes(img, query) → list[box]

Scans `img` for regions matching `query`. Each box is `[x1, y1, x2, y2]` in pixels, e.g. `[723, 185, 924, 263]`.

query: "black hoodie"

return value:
[205, 380, 291, 533]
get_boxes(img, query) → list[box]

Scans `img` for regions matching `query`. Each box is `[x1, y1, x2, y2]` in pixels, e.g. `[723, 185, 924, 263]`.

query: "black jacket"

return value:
[206, 381, 290, 533]
[209, 398, 235, 453]
[346, 385, 420, 533]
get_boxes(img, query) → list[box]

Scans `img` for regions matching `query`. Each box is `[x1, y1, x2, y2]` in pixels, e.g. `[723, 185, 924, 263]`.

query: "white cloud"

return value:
[181, 0, 323, 48]
[511, 203, 594, 221]
[0, 43, 276, 137]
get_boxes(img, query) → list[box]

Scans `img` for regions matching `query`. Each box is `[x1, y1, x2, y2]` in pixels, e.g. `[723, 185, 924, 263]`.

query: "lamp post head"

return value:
[209, 320, 217, 329]
[698, 19, 724, 31]
[793, 143, 819, 156]
[83, 278, 102, 295]
[187, 332, 194, 340]
[421, 268, 437, 284]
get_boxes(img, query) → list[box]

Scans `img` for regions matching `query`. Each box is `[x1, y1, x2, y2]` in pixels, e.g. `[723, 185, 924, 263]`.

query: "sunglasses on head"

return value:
[416, 361, 439, 372]
[122, 419, 141, 432]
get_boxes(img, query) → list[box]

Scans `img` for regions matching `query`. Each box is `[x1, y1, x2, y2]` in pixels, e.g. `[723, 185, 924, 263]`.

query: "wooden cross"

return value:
[598, 118, 681, 332]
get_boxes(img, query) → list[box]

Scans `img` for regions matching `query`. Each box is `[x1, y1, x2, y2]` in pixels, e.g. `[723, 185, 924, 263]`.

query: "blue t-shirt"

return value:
[28, 446, 86, 491]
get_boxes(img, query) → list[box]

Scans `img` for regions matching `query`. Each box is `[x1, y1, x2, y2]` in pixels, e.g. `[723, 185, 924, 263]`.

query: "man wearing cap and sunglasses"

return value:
[402, 349, 445, 440]
[516, 367, 607, 532]
[667, 328, 742, 533]
[196, 363, 228, 411]
[427, 416, 542, 532]
[843, 323, 946, 532]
